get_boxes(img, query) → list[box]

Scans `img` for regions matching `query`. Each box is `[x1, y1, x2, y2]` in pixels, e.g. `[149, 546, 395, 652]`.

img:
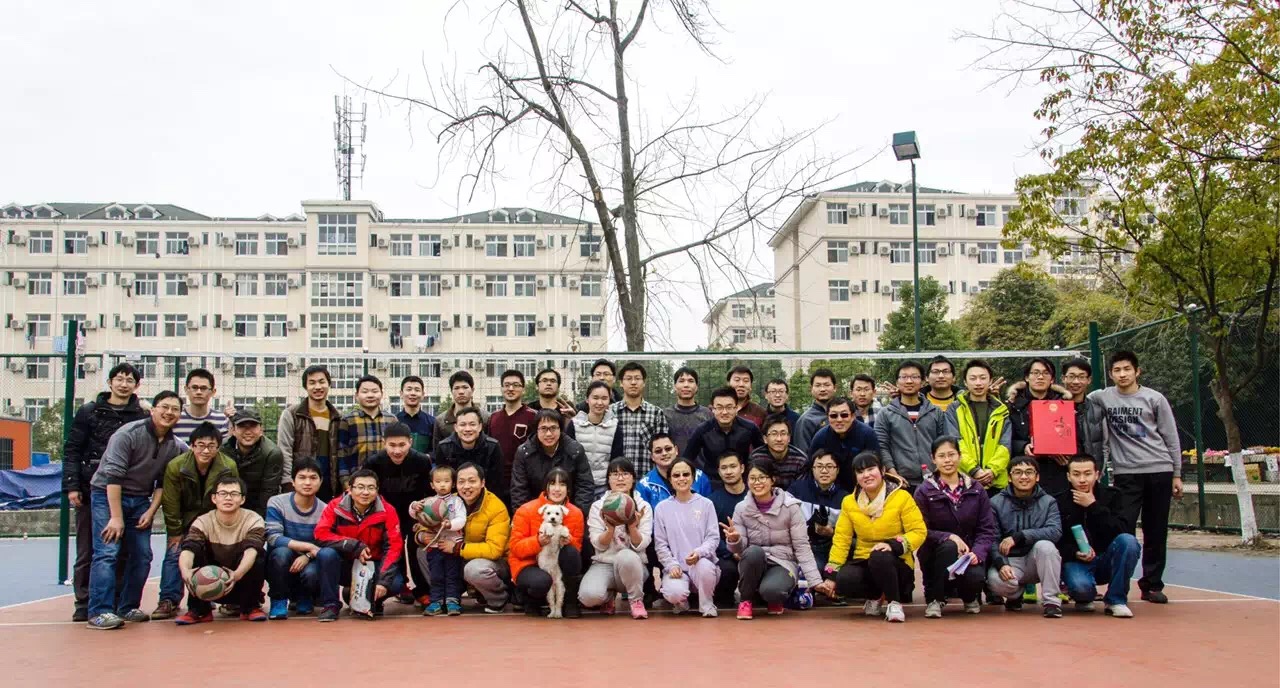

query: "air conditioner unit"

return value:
[852, 324, 864, 334]
[220, 277, 233, 288]
[472, 242, 484, 251]
[967, 245, 980, 256]
[966, 208, 977, 218]
[86, 235, 100, 247]
[9, 318, 25, 330]
[287, 236, 299, 247]
[220, 320, 233, 330]
[938, 245, 950, 256]
[536, 320, 546, 330]
[220, 236, 233, 247]
[187, 239, 200, 250]
[473, 321, 485, 330]
[936, 207, 948, 218]
[375, 320, 388, 331]
[440, 321, 452, 330]
[850, 207, 861, 217]
[84, 360, 99, 372]
[186, 319, 199, 330]
[83, 321, 98, 330]
[118, 319, 132, 330]
[441, 239, 453, 249]
[441, 280, 453, 290]
[373, 359, 388, 370]
[851, 244, 862, 255]
[569, 319, 579, 329]
[287, 277, 300, 288]
[880, 285, 893, 295]
[878, 207, 889, 218]
[121, 235, 135, 247]
[588, 253, 601, 262]
[473, 279, 485, 289]
[120, 276, 134, 287]
[186, 276, 200, 287]
[5, 405, 20, 416]
[220, 358, 234, 372]
[969, 286, 981, 294]
[877, 245, 891, 256]
[377, 238, 388, 249]
[536, 278, 547, 289]
[11, 277, 26, 288]
[535, 239, 546, 248]
[746, 330, 757, 339]
[7, 360, 23, 372]
[85, 275, 100, 288]
[851, 284, 863, 294]
[286, 319, 298, 331]
[10, 234, 27, 246]
[375, 277, 389, 289]
[286, 359, 299, 372]
[568, 278, 579, 288]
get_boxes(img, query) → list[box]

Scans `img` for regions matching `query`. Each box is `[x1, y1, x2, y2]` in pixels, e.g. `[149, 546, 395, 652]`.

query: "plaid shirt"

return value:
[338, 407, 398, 479]
[611, 399, 670, 475]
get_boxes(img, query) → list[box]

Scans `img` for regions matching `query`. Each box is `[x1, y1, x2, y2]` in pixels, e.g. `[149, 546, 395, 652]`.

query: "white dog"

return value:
[537, 504, 571, 618]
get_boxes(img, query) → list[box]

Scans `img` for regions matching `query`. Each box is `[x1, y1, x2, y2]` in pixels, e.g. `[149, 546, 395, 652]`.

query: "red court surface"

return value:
[3, 583, 1276, 687]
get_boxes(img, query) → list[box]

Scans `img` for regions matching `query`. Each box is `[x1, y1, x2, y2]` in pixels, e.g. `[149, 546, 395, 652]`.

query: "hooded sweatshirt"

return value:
[988, 484, 1062, 568]
[1088, 386, 1182, 475]
[653, 493, 720, 573]
[875, 397, 957, 485]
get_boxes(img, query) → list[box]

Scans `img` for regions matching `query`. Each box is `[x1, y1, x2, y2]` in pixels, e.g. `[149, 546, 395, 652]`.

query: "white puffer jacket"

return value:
[572, 409, 623, 498]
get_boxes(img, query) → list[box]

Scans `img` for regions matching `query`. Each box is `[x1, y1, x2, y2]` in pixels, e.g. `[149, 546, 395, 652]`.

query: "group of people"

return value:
[64, 351, 1183, 629]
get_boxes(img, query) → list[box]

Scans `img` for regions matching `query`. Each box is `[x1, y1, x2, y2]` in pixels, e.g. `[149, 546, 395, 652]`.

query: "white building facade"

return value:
[702, 283, 782, 350]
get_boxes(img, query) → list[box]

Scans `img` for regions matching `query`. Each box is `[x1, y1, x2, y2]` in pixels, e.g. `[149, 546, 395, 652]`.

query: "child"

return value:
[411, 466, 467, 616]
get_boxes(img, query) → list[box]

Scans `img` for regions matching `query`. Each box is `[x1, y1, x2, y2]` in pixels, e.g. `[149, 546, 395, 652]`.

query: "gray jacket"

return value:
[874, 398, 957, 485]
[793, 401, 828, 454]
[988, 484, 1062, 568]
[727, 488, 824, 584]
[89, 418, 189, 497]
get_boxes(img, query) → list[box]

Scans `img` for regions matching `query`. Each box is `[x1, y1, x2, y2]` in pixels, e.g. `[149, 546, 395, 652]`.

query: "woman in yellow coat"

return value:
[825, 451, 928, 622]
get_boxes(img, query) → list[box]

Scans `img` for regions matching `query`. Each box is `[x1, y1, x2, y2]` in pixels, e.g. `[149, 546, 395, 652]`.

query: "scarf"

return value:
[855, 484, 889, 520]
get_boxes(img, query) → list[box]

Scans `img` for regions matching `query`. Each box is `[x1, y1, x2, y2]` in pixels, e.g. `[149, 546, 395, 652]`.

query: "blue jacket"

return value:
[683, 417, 764, 473]
[787, 475, 849, 568]
[809, 422, 879, 492]
[395, 408, 436, 454]
[637, 466, 712, 510]
[708, 486, 748, 559]
[765, 405, 801, 430]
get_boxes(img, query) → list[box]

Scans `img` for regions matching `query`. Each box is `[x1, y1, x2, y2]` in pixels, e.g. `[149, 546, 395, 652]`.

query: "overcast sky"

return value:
[1, 0, 1051, 351]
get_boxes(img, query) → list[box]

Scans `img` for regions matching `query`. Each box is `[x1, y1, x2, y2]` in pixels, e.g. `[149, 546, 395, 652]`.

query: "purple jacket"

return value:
[912, 474, 999, 565]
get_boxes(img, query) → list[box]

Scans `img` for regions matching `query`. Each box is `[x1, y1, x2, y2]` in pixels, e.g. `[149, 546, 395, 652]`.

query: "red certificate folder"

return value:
[1030, 400, 1077, 455]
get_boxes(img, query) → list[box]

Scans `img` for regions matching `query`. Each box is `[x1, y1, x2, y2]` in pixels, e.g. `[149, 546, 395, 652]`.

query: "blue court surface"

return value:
[0, 535, 1275, 609]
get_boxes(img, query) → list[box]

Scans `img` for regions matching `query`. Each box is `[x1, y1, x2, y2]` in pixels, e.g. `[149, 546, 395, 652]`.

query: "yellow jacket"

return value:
[829, 479, 928, 569]
[459, 489, 511, 562]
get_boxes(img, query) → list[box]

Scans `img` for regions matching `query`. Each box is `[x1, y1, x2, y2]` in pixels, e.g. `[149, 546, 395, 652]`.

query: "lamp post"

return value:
[892, 131, 922, 352]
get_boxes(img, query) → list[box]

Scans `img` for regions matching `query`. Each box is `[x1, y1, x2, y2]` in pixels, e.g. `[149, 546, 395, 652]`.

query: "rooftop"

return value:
[2, 201, 588, 226]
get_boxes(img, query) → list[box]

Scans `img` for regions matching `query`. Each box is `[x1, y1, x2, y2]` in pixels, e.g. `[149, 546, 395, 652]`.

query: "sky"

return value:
[0, 0, 1053, 351]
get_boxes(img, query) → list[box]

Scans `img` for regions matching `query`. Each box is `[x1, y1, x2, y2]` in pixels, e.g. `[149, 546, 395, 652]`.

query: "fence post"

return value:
[1188, 311, 1207, 528]
[57, 319, 77, 584]
[1087, 322, 1103, 392]
[172, 355, 181, 393]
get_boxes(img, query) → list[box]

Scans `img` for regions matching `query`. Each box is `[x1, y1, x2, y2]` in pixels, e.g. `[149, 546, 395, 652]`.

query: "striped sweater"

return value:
[180, 509, 266, 568]
[264, 493, 324, 549]
[175, 408, 229, 444]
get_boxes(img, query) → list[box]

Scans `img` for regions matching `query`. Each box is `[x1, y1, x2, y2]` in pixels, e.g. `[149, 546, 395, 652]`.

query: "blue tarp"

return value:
[0, 463, 61, 510]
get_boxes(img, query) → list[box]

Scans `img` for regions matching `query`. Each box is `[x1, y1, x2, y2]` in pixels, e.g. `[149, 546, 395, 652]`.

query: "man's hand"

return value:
[289, 552, 311, 574]
[991, 377, 1007, 394]
[137, 511, 155, 530]
[1071, 489, 1096, 508]
[1173, 477, 1184, 499]
[814, 524, 834, 537]
[101, 517, 124, 544]
[1053, 455, 1070, 466]
[948, 534, 970, 556]
[667, 566, 683, 580]
[167, 535, 182, 552]
[999, 565, 1016, 582]
[357, 546, 372, 563]
[685, 551, 700, 566]
[999, 536, 1015, 556]
[374, 584, 387, 601]
[68, 491, 82, 509]
[1076, 548, 1097, 563]
[1025, 438, 1036, 456]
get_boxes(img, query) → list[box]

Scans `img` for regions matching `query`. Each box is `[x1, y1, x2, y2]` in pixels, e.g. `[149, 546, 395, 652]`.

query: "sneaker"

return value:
[964, 600, 982, 615]
[629, 599, 648, 619]
[1023, 584, 1038, 603]
[446, 600, 463, 616]
[372, 601, 385, 617]
[985, 594, 1005, 606]
[295, 599, 314, 616]
[269, 600, 289, 620]
[415, 595, 431, 611]
[174, 610, 213, 625]
[601, 598, 616, 616]
[766, 602, 784, 616]
[120, 609, 150, 623]
[241, 608, 268, 622]
[863, 599, 883, 617]
[86, 613, 123, 630]
[564, 603, 582, 619]
[671, 599, 689, 615]
[396, 592, 415, 605]
[1105, 603, 1134, 618]
[924, 601, 944, 618]
[1004, 598, 1024, 612]
[483, 603, 506, 614]
[1042, 603, 1063, 619]
[217, 604, 240, 617]
[150, 599, 178, 621]
[700, 604, 719, 618]
[318, 605, 340, 622]
[736, 601, 753, 620]
[424, 601, 445, 616]
[72, 608, 89, 623]
[1075, 601, 1097, 613]
[885, 602, 905, 622]
[1141, 589, 1169, 604]
[829, 596, 849, 607]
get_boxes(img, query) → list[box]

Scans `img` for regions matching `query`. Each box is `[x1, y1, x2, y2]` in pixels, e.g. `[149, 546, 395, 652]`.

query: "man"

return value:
[1057, 456, 1140, 618]
[173, 476, 268, 624]
[1007, 357, 1073, 497]
[153, 422, 239, 620]
[951, 359, 1012, 494]
[1061, 358, 1106, 468]
[265, 458, 338, 620]
[510, 409, 595, 514]
[396, 375, 436, 454]
[174, 369, 229, 443]
[576, 358, 621, 412]
[486, 369, 537, 490]
[788, 450, 849, 572]
[85, 391, 188, 630]
[808, 397, 879, 492]
[1088, 350, 1183, 605]
[636, 433, 712, 509]
[749, 415, 809, 488]
[707, 452, 747, 607]
[849, 374, 880, 428]
[63, 362, 149, 622]
[794, 368, 837, 453]
[684, 386, 764, 474]
[727, 365, 767, 427]
[338, 374, 398, 485]
[440, 463, 511, 613]
[664, 366, 712, 456]
[925, 355, 960, 412]
[529, 367, 578, 431]
[435, 371, 489, 447]
[763, 378, 800, 431]
[610, 362, 670, 475]
[876, 361, 956, 491]
[222, 409, 283, 517]
[986, 456, 1065, 618]
[363, 423, 434, 606]
[434, 407, 507, 505]
[314, 469, 405, 619]
[278, 365, 343, 499]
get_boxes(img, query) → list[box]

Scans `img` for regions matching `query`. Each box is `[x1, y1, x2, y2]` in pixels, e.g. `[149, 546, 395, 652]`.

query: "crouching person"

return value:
[314, 469, 405, 620]
[175, 476, 268, 624]
[986, 456, 1065, 618]
[1058, 456, 1140, 618]
[265, 458, 339, 619]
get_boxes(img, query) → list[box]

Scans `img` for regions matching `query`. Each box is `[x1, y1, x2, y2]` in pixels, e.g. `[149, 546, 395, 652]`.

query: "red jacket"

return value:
[508, 493, 584, 583]
[315, 493, 403, 586]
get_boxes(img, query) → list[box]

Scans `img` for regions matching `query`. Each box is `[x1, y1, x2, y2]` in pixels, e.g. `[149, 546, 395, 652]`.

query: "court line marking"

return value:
[1164, 582, 1277, 602]
[0, 576, 160, 611]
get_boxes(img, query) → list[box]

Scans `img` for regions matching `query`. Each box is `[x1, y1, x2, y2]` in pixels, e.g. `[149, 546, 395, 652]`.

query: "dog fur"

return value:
[537, 504, 572, 618]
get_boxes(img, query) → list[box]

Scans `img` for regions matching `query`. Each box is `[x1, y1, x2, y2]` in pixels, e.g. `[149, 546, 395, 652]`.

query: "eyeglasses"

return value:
[214, 491, 242, 499]
[1027, 370, 1052, 378]
[1010, 469, 1038, 478]
[537, 426, 560, 434]
[766, 430, 790, 438]
[186, 385, 212, 393]
[827, 412, 851, 420]
[897, 375, 921, 382]
[747, 475, 772, 484]
[192, 443, 220, 452]
[502, 382, 524, 389]
[154, 405, 182, 414]
[653, 446, 676, 454]
[813, 464, 837, 472]
[1063, 374, 1089, 382]
[350, 484, 378, 493]
[537, 378, 557, 385]
[711, 405, 736, 413]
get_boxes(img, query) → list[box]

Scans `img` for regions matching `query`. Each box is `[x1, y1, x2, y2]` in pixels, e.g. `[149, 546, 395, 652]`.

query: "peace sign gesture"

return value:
[720, 516, 741, 544]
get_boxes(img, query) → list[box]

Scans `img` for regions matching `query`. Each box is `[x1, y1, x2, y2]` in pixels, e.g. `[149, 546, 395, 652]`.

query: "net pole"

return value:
[1188, 312, 1206, 528]
[57, 319, 77, 584]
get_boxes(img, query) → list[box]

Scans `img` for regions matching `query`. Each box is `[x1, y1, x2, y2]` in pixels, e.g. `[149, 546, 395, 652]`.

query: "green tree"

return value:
[252, 399, 284, 437]
[958, 265, 1059, 351]
[33, 404, 63, 463]
[683, 347, 786, 406]
[1041, 280, 1152, 350]
[875, 277, 969, 381]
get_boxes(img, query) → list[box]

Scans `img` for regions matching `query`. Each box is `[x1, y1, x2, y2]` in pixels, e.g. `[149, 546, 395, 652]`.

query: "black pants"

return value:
[713, 556, 739, 607]
[187, 550, 266, 616]
[515, 545, 582, 607]
[835, 551, 913, 603]
[1037, 457, 1071, 499]
[920, 540, 984, 604]
[1114, 472, 1173, 591]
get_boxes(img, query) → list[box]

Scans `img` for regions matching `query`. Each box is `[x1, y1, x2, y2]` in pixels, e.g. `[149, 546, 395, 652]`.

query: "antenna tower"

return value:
[333, 95, 367, 201]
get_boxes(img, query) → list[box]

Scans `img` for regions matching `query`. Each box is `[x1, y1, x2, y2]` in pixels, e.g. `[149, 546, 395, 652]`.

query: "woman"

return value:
[654, 457, 721, 618]
[913, 437, 997, 618]
[578, 459, 652, 619]
[724, 459, 828, 620]
[509, 468, 586, 617]
[572, 381, 626, 500]
[827, 451, 927, 623]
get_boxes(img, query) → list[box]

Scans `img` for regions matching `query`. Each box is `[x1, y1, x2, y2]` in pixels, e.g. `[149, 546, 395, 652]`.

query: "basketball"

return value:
[187, 565, 232, 602]
[416, 496, 450, 527]
[600, 491, 636, 526]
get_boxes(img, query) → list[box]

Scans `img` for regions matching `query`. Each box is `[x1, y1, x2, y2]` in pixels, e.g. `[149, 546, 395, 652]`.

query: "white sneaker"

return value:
[862, 599, 883, 617]
[1075, 601, 1096, 613]
[1105, 603, 1134, 618]
[884, 601, 905, 623]
[699, 604, 718, 618]
[924, 601, 943, 618]
[671, 600, 690, 615]
[964, 600, 982, 614]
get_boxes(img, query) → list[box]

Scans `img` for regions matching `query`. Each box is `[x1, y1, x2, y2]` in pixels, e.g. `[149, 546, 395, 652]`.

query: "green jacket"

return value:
[222, 435, 284, 517]
[951, 392, 1013, 489]
[161, 451, 239, 537]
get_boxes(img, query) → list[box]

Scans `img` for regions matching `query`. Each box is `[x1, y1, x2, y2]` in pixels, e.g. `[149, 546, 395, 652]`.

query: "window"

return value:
[263, 357, 287, 378]
[731, 328, 747, 344]
[579, 232, 602, 257]
[28, 230, 52, 254]
[311, 313, 362, 348]
[390, 234, 413, 256]
[579, 314, 603, 338]
[890, 280, 910, 302]
[311, 272, 363, 307]
[514, 314, 537, 337]
[826, 240, 849, 263]
[134, 314, 158, 337]
[0, 437, 12, 469]
[234, 273, 258, 297]
[264, 273, 287, 296]
[917, 242, 937, 264]
[389, 273, 413, 297]
[235, 232, 259, 256]
[485, 275, 509, 297]
[580, 274, 602, 297]
[165, 232, 190, 255]
[829, 280, 850, 302]
[63, 272, 87, 295]
[485, 234, 508, 257]
[163, 314, 187, 337]
[318, 213, 357, 256]
[23, 399, 46, 423]
[1002, 205, 1015, 225]
[1004, 243, 1026, 264]
[135, 272, 159, 296]
[888, 204, 910, 225]
[731, 303, 747, 318]
[513, 274, 536, 297]
[263, 314, 288, 338]
[234, 356, 258, 379]
[27, 314, 51, 338]
[61, 314, 85, 333]
[418, 234, 442, 257]
[976, 205, 997, 227]
[389, 315, 413, 339]
[136, 231, 159, 255]
[1055, 193, 1085, 217]
[417, 315, 442, 339]
[916, 204, 937, 226]
[830, 319, 851, 341]
[64, 230, 88, 254]
[265, 232, 288, 256]
[889, 242, 912, 264]
[27, 272, 52, 296]
[978, 242, 998, 264]
[418, 274, 442, 297]
[234, 314, 259, 338]
[485, 314, 509, 337]
[388, 358, 414, 379]
[826, 203, 848, 224]
[978, 280, 992, 292]
[513, 235, 535, 257]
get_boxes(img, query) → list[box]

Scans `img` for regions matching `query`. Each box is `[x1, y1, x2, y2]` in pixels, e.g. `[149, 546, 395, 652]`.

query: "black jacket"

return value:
[433, 432, 506, 504]
[684, 417, 764, 474]
[510, 436, 595, 515]
[363, 449, 434, 524]
[62, 392, 148, 493]
[1054, 483, 1132, 561]
[221, 435, 284, 516]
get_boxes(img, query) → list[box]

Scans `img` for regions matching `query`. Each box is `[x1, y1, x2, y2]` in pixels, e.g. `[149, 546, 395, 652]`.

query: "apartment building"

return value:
[703, 283, 782, 350]
[0, 200, 609, 416]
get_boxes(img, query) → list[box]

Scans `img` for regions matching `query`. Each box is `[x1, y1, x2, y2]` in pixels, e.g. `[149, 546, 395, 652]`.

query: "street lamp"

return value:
[892, 131, 922, 352]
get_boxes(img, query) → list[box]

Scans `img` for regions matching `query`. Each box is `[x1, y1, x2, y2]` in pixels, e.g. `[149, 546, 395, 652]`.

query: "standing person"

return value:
[763, 379, 800, 431]
[727, 366, 767, 428]
[433, 408, 507, 505]
[338, 375, 398, 483]
[572, 381, 625, 499]
[684, 387, 764, 474]
[849, 374, 881, 428]
[576, 359, 621, 412]
[986, 457, 1065, 618]
[610, 362, 670, 475]
[787, 450, 849, 572]
[529, 367, 578, 432]
[174, 369, 229, 443]
[808, 397, 880, 492]
[411, 466, 468, 616]
[278, 365, 343, 499]
[364, 423, 434, 607]
[173, 476, 268, 624]
[654, 457, 722, 617]
[85, 391, 188, 630]
[952, 359, 1012, 494]
[925, 356, 960, 412]
[396, 375, 436, 454]
[637, 433, 712, 509]
[264, 459, 335, 620]
[707, 452, 748, 607]
[578, 459, 653, 619]
[914, 437, 998, 618]
[1057, 456, 1140, 617]
[434, 371, 488, 446]
[222, 409, 283, 517]
[1088, 350, 1183, 605]
[1007, 357, 1073, 498]
[665, 366, 712, 456]
[509, 468, 586, 618]
[63, 362, 149, 623]
[1060, 358, 1106, 469]
[876, 361, 956, 491]
[749, 415, 808, 488]
[794, 368, 837, 453]
[486, 369, 537, 488]
[510, 409, 595, 515]
[313, 469, 406, 619]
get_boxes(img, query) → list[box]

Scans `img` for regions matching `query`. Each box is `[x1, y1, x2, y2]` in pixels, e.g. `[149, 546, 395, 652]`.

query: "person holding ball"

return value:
[174, 476, 267, 624]
[578, 458, 653, 619]
[653, 457, 722, 617]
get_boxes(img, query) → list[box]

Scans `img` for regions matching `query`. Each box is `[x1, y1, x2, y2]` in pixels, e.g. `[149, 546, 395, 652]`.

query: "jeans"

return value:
[74, 490, 127, 612]
[424, 549, 464, 603]
[266, 547, 323, 603]
[87, 489, 154, 618]
[1113, 472, 1172, 592]
[1063, 534, 1142, 606]
[158, 542, 185, 605]
[835, 550, 914, 603]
